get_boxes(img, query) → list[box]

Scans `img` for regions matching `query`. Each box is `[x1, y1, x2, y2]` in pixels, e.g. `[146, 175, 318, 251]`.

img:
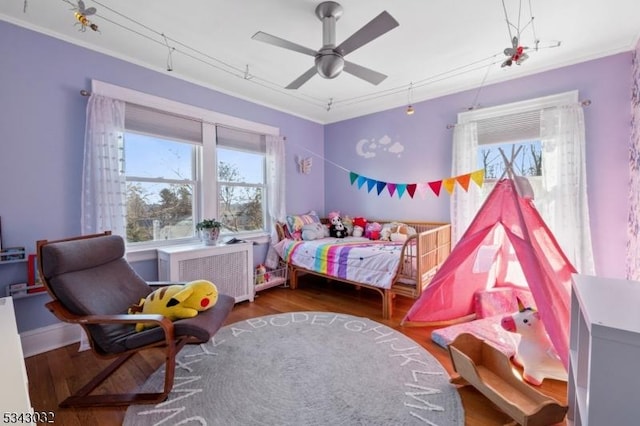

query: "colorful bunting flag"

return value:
[348, 169, 485, 199]
[456, 173, 471, 191]
[428, 180, 442, 196]
[442, 178, 456, 194]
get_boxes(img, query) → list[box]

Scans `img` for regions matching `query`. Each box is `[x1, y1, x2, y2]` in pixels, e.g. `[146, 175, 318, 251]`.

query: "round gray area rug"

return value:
[124, 312, 464, 426]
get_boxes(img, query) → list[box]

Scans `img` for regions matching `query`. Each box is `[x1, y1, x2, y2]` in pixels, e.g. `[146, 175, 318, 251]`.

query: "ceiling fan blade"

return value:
[285, 66, 318, 90]
[252, 31, 318, 57]
[336, 11, 399, 56]
[343, 61, 387, 85]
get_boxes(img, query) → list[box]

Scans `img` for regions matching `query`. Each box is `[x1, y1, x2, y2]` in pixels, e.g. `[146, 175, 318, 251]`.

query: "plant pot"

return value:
[200, 228, 220, 245]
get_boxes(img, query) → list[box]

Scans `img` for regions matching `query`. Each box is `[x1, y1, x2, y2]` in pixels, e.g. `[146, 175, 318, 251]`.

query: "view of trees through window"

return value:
[478, 140, 542, 180]
[124, 133, 265, 244]
[217, 148, 265, 233]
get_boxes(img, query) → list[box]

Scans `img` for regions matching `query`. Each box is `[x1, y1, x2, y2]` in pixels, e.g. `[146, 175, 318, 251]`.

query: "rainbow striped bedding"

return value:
[274, 237, 405, 289]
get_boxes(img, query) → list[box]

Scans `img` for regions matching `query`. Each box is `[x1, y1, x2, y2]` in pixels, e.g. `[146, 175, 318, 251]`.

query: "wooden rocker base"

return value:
[447, 333, 567, 426]
[60, 339, 187, 408]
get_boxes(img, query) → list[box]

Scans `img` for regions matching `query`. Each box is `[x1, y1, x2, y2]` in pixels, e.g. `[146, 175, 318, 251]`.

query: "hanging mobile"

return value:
[73, 0, 99, 32]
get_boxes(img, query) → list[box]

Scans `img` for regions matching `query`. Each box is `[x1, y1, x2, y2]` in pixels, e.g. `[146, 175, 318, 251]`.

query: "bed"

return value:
[274, 219, 452, 319]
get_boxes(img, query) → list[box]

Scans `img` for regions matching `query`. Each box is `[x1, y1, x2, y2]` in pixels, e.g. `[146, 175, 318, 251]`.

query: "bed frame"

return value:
[275, 220, 452, 319]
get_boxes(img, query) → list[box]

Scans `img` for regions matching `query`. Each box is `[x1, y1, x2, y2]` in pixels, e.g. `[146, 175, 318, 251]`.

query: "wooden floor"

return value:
[25, 275, 567, 425]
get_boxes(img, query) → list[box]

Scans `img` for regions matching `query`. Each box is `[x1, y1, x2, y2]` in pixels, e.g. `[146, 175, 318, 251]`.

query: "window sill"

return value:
[125, 232, 270, 263]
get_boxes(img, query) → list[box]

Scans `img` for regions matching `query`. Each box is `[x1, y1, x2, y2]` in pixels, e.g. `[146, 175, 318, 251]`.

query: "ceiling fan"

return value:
[251, 1, 399, 90]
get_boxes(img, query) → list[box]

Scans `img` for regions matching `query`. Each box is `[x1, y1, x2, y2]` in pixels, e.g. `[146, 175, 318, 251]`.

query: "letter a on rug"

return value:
[124, 312, 464, 425]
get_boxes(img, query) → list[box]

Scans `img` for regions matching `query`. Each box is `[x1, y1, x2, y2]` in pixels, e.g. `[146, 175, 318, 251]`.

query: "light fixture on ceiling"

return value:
[406, 82, 415, 115]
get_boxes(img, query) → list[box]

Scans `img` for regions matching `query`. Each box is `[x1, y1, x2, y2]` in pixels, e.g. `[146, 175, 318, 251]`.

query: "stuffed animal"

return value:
[342, 215, 354, 236]
[129, 280, 219, 332]
[302, 222, 327, 240]
[500, 299, 567, 386]
[352, 217, 367, 231]
[328, 211, 348, 238]
[352, 225, 364, 237]
[255, 264, 267, 284]
[365, 222, 382, 240]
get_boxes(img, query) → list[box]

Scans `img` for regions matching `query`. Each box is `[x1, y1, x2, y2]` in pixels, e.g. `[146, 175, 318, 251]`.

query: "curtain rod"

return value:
[79, 89, 285, 140]
[445, 99, 592, 129]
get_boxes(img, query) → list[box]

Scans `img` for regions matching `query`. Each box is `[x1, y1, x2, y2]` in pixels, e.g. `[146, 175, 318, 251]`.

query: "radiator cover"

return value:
[157, 242, 254, 303]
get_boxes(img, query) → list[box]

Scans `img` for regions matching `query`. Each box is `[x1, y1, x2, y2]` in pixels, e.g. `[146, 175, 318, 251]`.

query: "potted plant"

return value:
[196, 219, 222, 245]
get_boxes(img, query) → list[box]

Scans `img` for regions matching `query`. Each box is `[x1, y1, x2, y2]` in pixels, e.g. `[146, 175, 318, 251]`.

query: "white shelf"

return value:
[0, 297, 33, 415]
[568, 274, 640, 425]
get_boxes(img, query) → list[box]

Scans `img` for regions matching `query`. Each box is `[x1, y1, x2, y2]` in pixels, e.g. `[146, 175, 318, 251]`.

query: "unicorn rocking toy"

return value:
[500, 298, 567, 386]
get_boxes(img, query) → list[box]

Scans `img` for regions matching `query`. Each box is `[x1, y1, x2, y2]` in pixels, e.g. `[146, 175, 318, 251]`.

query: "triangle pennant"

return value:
[357, 175, 367, 189]
[456, 173, 471, 191]
[443, 178, 456, 194]
[407, 184, 417, 198]
[376, 181, 387, 195]
[387, 183, 397, 197]
[471, 169, 485, 187]
[396, 184, 407, 198]
[417, 183, 429, 199]
[366, 178, 377, 193]
[349, 172, 359, 185]
[428, 180, 442, 196]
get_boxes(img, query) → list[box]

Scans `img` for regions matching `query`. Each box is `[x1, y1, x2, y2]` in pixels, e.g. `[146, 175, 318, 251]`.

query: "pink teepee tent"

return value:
[402, 178, 576, 368]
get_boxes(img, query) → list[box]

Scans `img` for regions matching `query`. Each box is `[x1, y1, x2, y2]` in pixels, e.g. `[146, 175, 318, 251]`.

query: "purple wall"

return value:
[325, 53, 632, 280]
[0, 21, 324, 332]
[0, 19, 634, 333]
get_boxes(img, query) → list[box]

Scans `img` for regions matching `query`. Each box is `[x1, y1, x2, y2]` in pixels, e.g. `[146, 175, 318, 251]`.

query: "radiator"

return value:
[157, 242, 254, 303]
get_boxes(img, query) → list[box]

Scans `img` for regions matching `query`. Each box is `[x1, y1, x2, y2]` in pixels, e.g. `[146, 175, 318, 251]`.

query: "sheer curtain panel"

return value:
[451, 122, 482, 243]
[266, 135, 286, 243]
[539, 105, 595, 275]
[81, 95, 126, 236]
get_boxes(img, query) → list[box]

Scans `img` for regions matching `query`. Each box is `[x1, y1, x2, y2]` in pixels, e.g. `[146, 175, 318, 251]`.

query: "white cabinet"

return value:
[158, 243, 254, 303]
[0, 297, 32, 415]
[568, 274, 640, 425]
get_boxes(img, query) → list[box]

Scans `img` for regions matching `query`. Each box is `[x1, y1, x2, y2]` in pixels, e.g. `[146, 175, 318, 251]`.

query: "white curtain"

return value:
[539, 105, 595, 275]
[266, 135, 286, 243]
[451, 122, 483, 243]
[81, 94, 127, 236]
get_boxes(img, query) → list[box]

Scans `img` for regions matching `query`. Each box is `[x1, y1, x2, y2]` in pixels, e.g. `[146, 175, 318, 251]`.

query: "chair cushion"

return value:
[107, 294, 235, 353]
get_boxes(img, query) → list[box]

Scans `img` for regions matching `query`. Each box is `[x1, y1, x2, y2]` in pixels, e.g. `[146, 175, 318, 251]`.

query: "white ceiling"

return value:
[2, 0, 640, 123]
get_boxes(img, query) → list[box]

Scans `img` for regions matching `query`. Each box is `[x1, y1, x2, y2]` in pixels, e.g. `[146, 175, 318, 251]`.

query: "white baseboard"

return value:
[20, 322, 81, 358]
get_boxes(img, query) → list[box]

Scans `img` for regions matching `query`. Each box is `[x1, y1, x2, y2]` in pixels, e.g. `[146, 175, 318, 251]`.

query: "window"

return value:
[451, 90, 595, 275]
[216, 127, 267, 233]
[476, 140, 543, 202]
[123, 132, 197, 243]
[85, 80, 281, 249]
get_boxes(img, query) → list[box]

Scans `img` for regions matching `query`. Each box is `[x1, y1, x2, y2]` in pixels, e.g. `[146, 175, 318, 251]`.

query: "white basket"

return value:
[255, 266, 288, 292]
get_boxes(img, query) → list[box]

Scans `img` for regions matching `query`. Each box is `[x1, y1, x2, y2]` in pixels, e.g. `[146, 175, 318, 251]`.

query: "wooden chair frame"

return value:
[36, 232, 199, 408]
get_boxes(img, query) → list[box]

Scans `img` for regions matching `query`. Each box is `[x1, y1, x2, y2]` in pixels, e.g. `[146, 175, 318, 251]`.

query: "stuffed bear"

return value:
[128, 279, 219, 332]
[328, 212, 348, 238]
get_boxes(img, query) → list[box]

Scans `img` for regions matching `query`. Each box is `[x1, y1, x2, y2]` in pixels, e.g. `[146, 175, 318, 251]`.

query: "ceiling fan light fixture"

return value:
[315, 52, 344, 79]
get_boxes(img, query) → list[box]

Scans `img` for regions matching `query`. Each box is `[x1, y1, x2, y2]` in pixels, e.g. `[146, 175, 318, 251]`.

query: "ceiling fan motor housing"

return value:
[315, 49, 344, 79]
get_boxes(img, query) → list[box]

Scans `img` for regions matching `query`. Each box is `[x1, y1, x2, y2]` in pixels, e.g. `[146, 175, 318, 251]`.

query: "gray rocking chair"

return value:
[36, 231, 235, 408]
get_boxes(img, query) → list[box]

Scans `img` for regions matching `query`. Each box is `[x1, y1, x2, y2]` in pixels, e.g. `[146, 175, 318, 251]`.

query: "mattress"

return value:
[274, 237, 406, 290]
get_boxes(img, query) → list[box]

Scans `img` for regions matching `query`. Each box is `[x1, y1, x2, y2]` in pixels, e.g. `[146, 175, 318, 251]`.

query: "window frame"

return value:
[91, 80, 280, 257]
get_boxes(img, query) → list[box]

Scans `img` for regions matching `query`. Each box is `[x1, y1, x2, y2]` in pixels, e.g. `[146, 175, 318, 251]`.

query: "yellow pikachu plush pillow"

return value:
[129, 279, 219, 332]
